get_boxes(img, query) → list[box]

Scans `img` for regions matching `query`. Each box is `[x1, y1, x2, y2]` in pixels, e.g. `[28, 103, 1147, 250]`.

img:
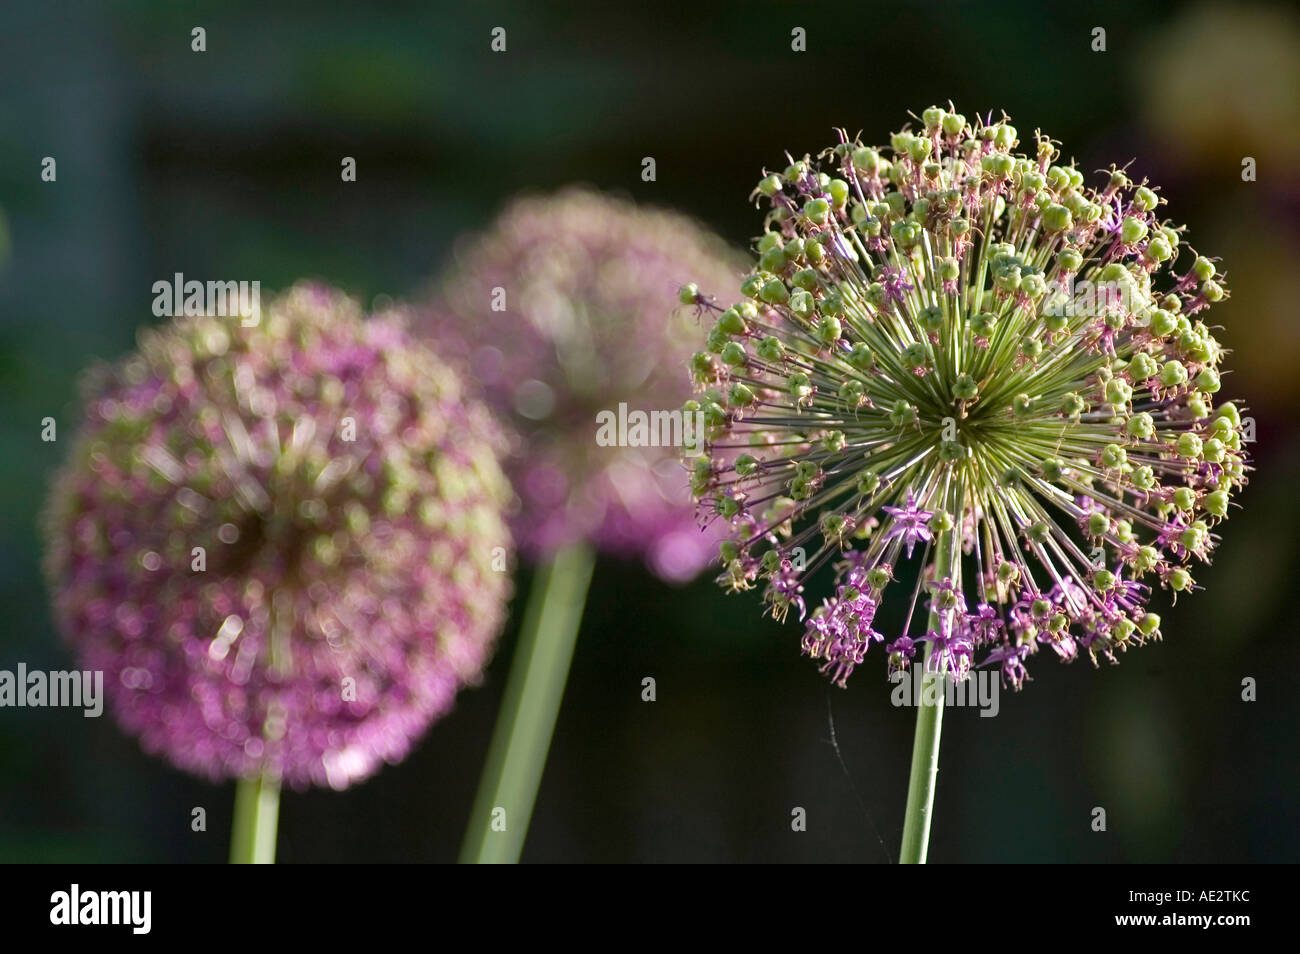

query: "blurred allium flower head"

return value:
[686, 107, 1250, 690]
[423, 187, 746, 582]
[44, 283, 513, 790]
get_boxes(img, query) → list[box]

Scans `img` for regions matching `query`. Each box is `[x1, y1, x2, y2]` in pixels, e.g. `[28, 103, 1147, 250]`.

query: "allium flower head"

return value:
[44, 283, 513, 789]
[687, 107, 1250, 690]
[422, 187, 746, 582]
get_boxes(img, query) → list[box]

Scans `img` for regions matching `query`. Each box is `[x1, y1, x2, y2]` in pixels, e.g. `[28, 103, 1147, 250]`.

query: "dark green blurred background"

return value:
[2, 0, 1298, 862]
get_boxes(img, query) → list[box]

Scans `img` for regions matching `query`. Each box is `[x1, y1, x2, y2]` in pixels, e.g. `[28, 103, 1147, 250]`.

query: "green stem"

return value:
[229, 773, 280, 864]
[460, 542, 596, 864]
[899, 523, 956, 864]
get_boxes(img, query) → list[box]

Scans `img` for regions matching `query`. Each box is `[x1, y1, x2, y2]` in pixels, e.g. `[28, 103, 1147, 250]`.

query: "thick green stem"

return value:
[898, 644, 945, 863]
[460, 542, 595, 864]
[899, 524, 957, 864]
[230, 773, 280, 864]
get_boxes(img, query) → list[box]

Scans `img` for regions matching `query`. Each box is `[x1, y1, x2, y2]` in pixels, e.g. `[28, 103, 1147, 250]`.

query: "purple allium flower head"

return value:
[43, 283, 514, 790]
[687, 107, 1251, 691]
[420, 188, 747, 582]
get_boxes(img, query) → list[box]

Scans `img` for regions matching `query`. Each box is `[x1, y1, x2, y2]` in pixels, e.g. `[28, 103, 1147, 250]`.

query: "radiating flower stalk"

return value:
[683, 107, 1250, 862]
[44, 284, 513, 863]
[423, 189, 744, 863]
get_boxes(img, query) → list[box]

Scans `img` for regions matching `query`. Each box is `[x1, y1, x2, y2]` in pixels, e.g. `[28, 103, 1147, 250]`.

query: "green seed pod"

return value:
[892, 220, 921, 247]
[1042, 204, 1073, 233]
[1146, 236, 1172, 263]
[786, 372, 812, 401]
[792, 267, 820, 291]
[756, 335, 785, 363]
[1128, 353, 1158, 380]
[790, 289, 814, 319]
[717, 307, 748, 335]
[1150, 309, 1178, 338]
[759, 278, 790, 305]
[902, 342, 928, 371]
[1204, 489, 1229, 518]
[816, 316, 843, 343]
[845, 341, 874, 370]
[953, 373, 978, 401]
[852, 147, 881, 173]
[690, 351, 715, 381]
[1176, 432, 1203, 458]
[839, 380, 866, 408]
[888, 400, 918, 427]
[1120, 216, 1148, 245]
[1061, 392, 1087, 418]
[1159, 360, 1188, 387]
[706, 322, 729, 353]
[971, 311, 997, 338]
[804, 197, 830, 225]
[1125, 412, 1155, 439]
[758, 245, 786, 273]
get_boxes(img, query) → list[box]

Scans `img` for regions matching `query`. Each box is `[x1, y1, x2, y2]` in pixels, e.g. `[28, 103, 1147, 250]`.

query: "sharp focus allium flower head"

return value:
[422, 187, 746, 582]
[687, 107, 1250, 690]
[43, 283, 513, 790]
